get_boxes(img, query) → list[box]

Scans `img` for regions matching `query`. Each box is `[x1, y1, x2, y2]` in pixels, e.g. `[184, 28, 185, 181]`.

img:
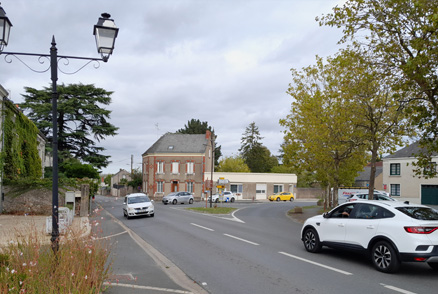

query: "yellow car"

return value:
[268, 192, 294, 202]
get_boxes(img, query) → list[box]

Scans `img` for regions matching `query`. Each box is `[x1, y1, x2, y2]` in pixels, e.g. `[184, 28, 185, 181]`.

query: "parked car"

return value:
[268, 192, 294, 202]
[348, 193, 396, 202]
[301, 200, 438, 273]
[162, 192, 194, 205]
[208, 191, 236, 203]
[123, 193, 154, 219]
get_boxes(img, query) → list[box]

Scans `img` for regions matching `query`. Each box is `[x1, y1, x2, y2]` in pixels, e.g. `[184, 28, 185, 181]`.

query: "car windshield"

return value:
[166, 193, 177, 197]
[396, 207, 438, 220]
[127, 196, 150, 204]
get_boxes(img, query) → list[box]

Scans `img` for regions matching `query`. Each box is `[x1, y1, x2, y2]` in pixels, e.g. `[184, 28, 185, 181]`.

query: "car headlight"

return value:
[128, 207, 135, 212]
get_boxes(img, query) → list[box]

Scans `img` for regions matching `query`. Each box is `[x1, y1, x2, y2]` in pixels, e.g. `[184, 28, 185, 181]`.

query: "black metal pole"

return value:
[50, 36, 59, 253]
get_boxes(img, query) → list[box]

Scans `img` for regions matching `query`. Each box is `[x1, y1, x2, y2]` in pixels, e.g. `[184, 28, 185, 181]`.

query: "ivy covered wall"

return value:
[1, 99, 42, 180]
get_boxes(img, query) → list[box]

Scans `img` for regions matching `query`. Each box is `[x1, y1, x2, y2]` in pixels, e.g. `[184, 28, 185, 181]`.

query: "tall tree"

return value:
[280, 56, 369, 205]
[332, 48, 412, 198]
[176, 119, 222, 165]
[20, 83, 118, 169]
[239, 122, 278, 172]
[318, 0, 438, 176]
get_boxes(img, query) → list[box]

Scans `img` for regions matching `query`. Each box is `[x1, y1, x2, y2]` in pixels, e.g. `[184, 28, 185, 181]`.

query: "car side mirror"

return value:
[323, 212, 329, 218]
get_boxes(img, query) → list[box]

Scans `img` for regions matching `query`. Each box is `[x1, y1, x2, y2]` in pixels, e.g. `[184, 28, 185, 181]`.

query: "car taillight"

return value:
[404, 227, 438, 234]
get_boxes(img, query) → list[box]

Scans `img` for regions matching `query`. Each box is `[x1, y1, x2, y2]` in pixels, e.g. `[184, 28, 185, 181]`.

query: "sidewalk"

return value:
[0, 214, 90, 248]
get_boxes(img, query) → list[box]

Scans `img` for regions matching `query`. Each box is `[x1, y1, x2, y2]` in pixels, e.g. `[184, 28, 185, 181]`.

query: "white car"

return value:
[301, 200, 438, 273]
[208, 191, 236, 203]
[348, 193, 396, 202]
[123, 193, 154, 219]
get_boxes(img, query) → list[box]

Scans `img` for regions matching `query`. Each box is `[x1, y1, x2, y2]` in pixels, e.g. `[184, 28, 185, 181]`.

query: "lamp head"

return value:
[0, 3, 12, 53]
[93, 13, 118, 62]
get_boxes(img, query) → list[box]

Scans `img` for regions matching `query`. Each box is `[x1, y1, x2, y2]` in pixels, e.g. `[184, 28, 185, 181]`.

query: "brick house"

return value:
[142, 131, 214, 200]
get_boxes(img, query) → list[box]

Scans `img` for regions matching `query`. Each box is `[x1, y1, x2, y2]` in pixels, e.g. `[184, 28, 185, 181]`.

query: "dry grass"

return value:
[0, 219, 111, 293]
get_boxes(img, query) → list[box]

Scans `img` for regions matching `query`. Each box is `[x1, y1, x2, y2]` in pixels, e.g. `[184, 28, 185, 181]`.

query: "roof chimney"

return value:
[206, 130, 211, 139]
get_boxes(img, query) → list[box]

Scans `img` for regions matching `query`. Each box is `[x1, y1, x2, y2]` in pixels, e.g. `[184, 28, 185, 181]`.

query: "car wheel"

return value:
[126, 214, 130, 220]
[150, 213, 155, 218]
[189, 198, 194, 204]
[215, 198, 219, 203]
[164, 203, 168, 205]
[303, 228, 322, 253]
[428, 262, 438, 270]
[371, 241, 400, 273]
[230, 198, 235, 203]
[290, 197, 294, 202]
[276, 197, 281, 202]
[172, 199, 177, 205]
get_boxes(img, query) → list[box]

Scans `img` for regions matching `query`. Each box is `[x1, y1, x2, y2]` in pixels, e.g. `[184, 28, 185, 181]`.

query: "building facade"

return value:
[142, 131, 214, 200]
[382, 142, 438, 205]
[111, 169, 132, 197]
[212, 172, 297, 200]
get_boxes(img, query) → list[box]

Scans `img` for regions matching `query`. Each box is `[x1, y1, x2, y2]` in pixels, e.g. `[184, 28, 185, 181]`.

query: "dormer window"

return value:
[168, 145, 174, 150]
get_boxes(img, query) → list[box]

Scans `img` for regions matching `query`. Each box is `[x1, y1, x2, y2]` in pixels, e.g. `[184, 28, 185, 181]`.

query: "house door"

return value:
[172, 181, 178, 192]
[421, 185, 438, 205]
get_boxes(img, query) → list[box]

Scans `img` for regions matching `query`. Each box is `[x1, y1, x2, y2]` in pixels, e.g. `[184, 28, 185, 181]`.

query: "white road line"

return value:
[190, 223, 214, 231]
[223, 234, 259, 245]
[92, 231, 128, 241]
[103, 282, 193, 293]
[380, 283, 417, 294]
[278, 252, 353, 276]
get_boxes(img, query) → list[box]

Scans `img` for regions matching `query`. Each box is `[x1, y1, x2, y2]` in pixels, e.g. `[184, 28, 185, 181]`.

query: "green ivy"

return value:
[1, 100, 42, 180]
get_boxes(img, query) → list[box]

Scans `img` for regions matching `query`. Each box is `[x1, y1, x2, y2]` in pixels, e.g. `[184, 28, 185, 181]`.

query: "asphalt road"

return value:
[96, 196, 437, 294]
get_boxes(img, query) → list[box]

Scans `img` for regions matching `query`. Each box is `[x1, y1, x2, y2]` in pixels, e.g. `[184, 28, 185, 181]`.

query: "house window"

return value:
[157, 181, 164, 193]
[424, 162, 437, 175]
[172, 162, 179, 174]
[187, 182, 194, 193]
[157, 162, 164, 174]
[274, 184, 283, 193]
[390, 163, 401, 175]
[230, 184, 243, 193]
[390, 184, 400, 196]
[187, 162, 194, 174]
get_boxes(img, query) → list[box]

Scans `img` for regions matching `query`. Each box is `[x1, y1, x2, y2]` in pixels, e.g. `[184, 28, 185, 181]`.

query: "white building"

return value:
[382, 142, 438, 205]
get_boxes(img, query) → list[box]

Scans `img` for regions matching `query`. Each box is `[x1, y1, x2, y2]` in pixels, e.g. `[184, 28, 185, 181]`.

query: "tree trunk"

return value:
[368, 142, 379, 200]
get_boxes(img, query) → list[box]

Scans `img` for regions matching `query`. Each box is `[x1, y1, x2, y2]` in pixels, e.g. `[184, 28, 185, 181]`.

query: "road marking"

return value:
[380, 283, 417, 294]
[190, 223, 214, 231]
[224, 234, 259, 245]
[103, 282, 193, 293]
[278, 252, 353, 275]
[92, 231, 128, 240]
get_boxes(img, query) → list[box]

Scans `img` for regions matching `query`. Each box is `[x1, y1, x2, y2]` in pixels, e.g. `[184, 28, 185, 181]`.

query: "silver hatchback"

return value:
[162, 192, 194, 205]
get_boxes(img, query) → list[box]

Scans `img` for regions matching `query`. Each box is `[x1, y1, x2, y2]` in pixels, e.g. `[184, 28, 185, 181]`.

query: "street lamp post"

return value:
[0, 4, 119, 252]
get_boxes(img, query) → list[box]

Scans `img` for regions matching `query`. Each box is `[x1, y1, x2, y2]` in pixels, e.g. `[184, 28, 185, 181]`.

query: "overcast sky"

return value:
[0, 0, 345, 174]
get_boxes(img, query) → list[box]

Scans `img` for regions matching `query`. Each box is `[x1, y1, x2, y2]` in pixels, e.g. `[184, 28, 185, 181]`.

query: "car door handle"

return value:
[366, 225, 375, 229]
[338, 223, 345, 227]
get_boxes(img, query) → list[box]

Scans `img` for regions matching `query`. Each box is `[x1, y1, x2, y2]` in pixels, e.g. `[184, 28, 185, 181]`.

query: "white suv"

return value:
[208, 191, 236, 203]
[301, 200, 438, 273]
[123, 193, 154, 219]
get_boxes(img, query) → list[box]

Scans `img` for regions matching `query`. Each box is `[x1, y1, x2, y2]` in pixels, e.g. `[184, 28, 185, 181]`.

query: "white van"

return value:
[123, 193, 154, 219]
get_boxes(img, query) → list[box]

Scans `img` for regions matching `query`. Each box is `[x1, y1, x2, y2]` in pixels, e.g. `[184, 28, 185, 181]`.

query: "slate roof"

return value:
[384, 141, 435, 159]
[355, 165, 383, 181]
[143, 133, 208, 155]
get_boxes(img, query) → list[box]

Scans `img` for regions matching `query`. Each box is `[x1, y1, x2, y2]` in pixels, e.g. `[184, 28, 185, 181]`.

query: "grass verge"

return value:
[186, 207, 237, 214]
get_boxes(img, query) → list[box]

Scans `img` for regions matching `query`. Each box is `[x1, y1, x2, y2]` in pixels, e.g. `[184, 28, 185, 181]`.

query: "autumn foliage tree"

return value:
[318, 0, 438, 176]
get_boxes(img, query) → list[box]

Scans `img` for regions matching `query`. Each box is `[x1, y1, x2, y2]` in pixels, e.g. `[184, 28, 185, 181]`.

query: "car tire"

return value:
[172, 199, 177, 205]
[290, 197, 294, 202]
[303, 228, 322, 253]
[371, 241, 400, 273]
[230, 198, 235, 203]
[428, 262, 438, 270]
[276, 197, 281, 202]
[126, 214, 130, 220]
[164, 203, 168, 205]
[215, 198, 219, 203]
[189, 198, 194, 204]
[150, 213, 155, 218]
